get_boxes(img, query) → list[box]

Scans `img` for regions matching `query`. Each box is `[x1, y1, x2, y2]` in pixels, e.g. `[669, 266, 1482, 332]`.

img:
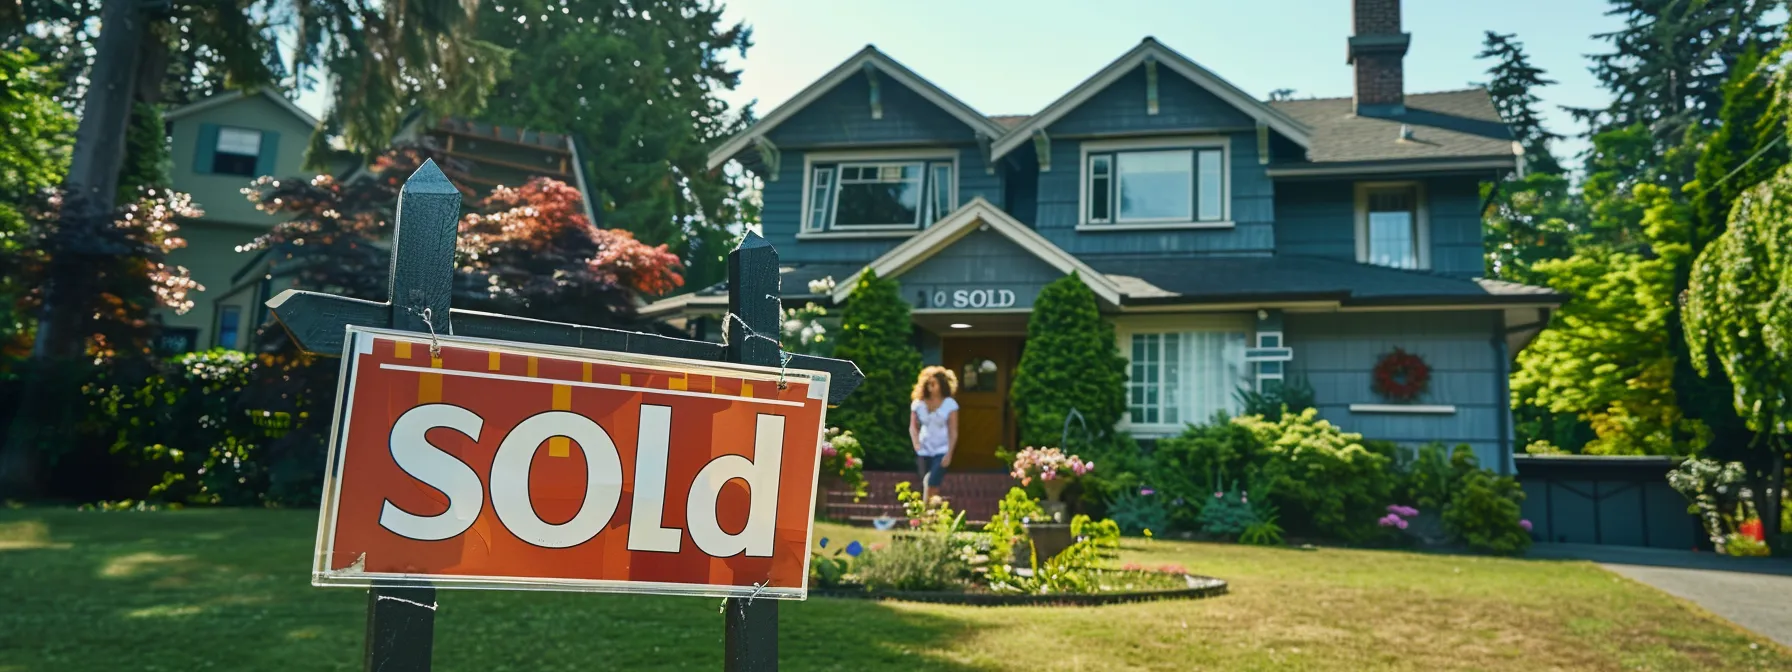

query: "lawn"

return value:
[0, 508, 1785, 671]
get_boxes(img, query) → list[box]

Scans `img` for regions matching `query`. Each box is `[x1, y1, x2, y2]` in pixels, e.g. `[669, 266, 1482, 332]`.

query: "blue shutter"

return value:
[255, 130, 280, 177]
[194, 123, 219, 174]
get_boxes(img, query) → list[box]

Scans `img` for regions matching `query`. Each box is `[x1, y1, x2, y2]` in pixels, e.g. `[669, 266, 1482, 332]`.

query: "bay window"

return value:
[803, 158, 955, 233]
[1084, 141, 1227, 227]
[1127, 330, 1248, 427]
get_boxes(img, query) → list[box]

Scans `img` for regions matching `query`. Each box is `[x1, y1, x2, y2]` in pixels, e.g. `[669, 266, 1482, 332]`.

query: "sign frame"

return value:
[310, 325, 832, 601]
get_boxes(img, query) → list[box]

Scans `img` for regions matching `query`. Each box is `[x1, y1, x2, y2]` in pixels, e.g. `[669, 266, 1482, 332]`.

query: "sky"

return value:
[293, 0, 1623, 162]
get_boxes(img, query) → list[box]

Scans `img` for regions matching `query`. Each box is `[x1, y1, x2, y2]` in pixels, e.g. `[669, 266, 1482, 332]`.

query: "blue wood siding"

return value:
[957, 146, 1004, 206]
[1047, 65, 1255, 136]
[1274, 176, 1487, 278]
[1033, 132, 1274, 255]
[895, 229, 1065, 310]
[762, 143, 1001, 265]
[767, 72, 976, 147]
[1285, 311, 1511, 471]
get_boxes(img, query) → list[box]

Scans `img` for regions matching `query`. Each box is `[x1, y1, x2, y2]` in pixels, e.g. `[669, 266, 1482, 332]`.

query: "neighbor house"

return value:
[648, 0, 1561, 473]
[160, 93, 597, 353]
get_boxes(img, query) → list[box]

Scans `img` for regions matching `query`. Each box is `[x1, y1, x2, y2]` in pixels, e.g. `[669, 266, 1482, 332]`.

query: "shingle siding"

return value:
[1048, 64, 1257, 136]
[1287, 311, 1510, 471]
[767, 71, 976, 147]
[1273, 175, 1485, 278]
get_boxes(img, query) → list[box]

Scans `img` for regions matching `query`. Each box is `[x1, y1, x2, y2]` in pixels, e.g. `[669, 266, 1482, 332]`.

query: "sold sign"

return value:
[312, 327, 830, 599]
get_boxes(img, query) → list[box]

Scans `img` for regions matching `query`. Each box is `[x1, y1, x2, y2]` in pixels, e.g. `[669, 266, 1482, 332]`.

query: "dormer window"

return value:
[803, 151, 956, 235]
[212, 127, 265, 176]
[1355, 181, 1430, 270]
[1079, 137, 1230, 230]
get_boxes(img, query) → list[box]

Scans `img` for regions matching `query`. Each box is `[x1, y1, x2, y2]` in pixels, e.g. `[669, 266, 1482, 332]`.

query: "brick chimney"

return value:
[1348, 0, 1410, 116]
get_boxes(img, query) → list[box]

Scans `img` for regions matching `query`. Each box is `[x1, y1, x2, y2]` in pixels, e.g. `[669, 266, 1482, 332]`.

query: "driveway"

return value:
[1529, 543, 1792, 648]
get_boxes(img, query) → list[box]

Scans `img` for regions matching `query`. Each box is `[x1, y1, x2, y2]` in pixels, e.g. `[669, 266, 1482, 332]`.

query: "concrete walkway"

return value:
[1528, 544, 1792, 648]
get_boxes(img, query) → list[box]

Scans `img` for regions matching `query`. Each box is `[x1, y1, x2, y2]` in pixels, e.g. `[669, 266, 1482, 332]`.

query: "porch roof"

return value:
[1092, 255, 1562, 308]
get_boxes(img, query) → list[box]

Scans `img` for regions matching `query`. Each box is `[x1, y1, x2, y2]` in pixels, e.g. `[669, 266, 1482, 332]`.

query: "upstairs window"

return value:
[1356, 182, 1428, 270]
[213, 127, 264, 177]
[1084, 142, 1227, 227]
[804, 158, 955, 233]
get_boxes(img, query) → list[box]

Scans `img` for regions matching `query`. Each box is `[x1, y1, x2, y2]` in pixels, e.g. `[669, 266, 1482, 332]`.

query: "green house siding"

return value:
[162, 94, 319, 350]
[1285, 311, 1512, 472]
[1047, 64, 1257, 136]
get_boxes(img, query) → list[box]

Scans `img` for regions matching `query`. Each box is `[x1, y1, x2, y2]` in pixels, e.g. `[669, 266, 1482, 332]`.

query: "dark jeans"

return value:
[915, 454, 947, 488]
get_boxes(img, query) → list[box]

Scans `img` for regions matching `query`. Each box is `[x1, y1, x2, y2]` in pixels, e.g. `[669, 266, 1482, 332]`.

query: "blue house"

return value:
[648, 0, 1561, 474]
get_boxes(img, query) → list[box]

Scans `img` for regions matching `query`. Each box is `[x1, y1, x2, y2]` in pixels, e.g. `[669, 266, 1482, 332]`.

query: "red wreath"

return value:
[1372, 348, 1430, 402]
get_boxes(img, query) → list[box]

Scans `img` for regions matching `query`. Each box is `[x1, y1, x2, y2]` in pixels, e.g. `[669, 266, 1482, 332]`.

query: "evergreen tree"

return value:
[1572, 0, 1778, 174]
[828, 270, 921, 469]
[1010, 274, 1128, 451]
[473, 0, 756, 291]
[1477, 31, 1564, 175]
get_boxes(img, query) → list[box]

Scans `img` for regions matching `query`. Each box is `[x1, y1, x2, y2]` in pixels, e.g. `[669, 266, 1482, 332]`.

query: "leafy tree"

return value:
[473, 0, 756, 291]
[828, 270, 920, 469]
[1476, 31, 1564, 175]
[1011, 273, 1127, 450]
[0, 47, 74, 366]
[1513, 181, 1709, 455]
[1683, 165, 1792, 546]
[1482, 172, 1581, 284]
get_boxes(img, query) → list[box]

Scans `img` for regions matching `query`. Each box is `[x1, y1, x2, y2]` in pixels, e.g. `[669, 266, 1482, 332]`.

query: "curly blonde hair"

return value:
[910, 365, 958, 401]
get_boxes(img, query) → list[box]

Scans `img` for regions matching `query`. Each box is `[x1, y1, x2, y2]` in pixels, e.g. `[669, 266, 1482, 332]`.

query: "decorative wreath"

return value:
[1371, 348, 1430, 402]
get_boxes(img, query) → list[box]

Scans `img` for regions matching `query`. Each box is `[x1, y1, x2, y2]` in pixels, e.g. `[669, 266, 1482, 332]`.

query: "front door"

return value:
[941, 337, 1023, 471]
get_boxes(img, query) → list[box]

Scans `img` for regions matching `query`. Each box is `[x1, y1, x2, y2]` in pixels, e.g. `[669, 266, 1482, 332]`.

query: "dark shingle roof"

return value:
[1087, 255, 1560, 306]
[1268, 89, 1517, 164]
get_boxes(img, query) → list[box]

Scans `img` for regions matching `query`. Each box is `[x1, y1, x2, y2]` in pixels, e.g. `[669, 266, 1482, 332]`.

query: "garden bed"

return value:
[812, 570, 1228, 607]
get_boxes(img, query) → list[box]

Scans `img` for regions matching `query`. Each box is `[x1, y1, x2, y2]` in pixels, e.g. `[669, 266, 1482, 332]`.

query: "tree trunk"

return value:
[1767, 445, 1786, 551]
[0, 0, 147, 499]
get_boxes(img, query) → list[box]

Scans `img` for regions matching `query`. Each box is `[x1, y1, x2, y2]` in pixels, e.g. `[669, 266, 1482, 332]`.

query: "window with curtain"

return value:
[804, 160, 954, 232]
[1364, 185, 1420, 269]
[1086, 146, 1225, 225]
[213, 127, 264, 176]
[1128, 330, 1248, 426]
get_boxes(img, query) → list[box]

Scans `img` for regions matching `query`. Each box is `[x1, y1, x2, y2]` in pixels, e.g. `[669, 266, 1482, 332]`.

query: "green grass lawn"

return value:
[0, 508, 1785, 671]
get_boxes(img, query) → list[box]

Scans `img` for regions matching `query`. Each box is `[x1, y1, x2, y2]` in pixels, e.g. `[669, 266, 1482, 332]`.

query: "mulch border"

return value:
[810, 574, 1229, 607]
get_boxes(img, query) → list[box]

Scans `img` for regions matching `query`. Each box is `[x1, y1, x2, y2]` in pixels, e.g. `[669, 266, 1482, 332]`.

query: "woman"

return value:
[908, 366, 959, 504]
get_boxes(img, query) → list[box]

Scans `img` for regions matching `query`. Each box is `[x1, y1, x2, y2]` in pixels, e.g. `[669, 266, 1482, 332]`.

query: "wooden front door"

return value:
[941, 337, 1023, 471]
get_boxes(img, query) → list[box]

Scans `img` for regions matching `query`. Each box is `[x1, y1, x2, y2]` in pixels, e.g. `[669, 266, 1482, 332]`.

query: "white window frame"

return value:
[1354, 181, 1430, 270]
[216, 127, 264, 158]
[1252, 331, 1286, 392]
[799, 149, 957, 239]
[1114, 314, 1251, 436]
[1078, 135, 1233, 232]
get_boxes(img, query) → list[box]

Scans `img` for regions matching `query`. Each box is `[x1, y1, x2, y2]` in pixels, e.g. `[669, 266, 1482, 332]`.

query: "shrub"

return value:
[1442, 466, 1531, 554]
[85, 349, 270, 506]
[1106, 487, 1172, 536]
[829, 270, 921, 469]
[854, 531, 969, 592]
[1011, 273, 1128, 449]
[1236, 409, 1396, 543]
[1233, 377, 1316, 421]
[982, 487, 1045, 566]
[1144, 413, 1257, 527]
[818, 427, 866, 500]
[1398, 443, 1458, 511]
[1196, 480, 1258, 538]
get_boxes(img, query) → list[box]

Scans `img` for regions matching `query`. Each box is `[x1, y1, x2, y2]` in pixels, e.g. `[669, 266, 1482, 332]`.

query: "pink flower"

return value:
[1041, 470, 1056, 481]
[908, 518, 921, 528]
[821, 444, 838, 457]
[1519, 519, 1533, 532]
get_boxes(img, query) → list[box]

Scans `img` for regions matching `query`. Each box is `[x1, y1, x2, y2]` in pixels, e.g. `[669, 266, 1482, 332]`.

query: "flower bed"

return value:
[812, 570, 1228, 607]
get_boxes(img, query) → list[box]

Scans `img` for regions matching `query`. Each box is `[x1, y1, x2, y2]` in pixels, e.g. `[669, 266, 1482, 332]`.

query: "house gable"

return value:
[896, 228, 1066, 311]
[707, 47, 1007, 170]
[769, 72, 976, 146]
[1048, 63, 1256, 136]
[991, 38, 1309, 161]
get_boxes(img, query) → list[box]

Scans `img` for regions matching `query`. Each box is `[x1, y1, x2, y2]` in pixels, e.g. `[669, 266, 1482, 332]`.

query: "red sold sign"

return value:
[312, 327, 830, 599]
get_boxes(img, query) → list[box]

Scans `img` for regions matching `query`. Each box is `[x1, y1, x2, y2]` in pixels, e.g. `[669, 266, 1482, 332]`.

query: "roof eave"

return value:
[1265, 155, 1519, 178]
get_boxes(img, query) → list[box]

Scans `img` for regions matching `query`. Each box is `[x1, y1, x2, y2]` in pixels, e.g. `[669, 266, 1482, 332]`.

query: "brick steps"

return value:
[820, 470, 1017, 526]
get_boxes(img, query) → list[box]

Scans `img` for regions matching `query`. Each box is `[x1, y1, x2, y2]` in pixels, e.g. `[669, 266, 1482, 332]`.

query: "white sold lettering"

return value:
[379, 404, 787, 557]
[947, 289, 1018, 309]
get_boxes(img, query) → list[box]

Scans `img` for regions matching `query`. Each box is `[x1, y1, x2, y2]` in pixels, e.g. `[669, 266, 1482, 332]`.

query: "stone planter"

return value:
[1041, 479, 1069, 522]
[1018, 522, 1074, 565]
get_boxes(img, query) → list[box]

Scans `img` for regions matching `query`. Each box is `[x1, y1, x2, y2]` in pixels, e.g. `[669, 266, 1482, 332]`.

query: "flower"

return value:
[1214, 491, 1224, 499]
[869, 542, 886, 551]
[1140, 487, 1156, 496]
[819, 537, 829, 548]
[845, 541, 864, 557]
[908, 518, 921, 528]
[1387, 504, 1420, 518]
[1519, 519, 1533, 532]
[1040, 469, 1056, 481]
[820, 443, 838, 457]
[1143, 529, 1154, 539]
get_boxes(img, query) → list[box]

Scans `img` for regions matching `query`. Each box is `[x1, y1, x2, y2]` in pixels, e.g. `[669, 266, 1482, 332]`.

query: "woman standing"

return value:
[908, 366, 959, 504]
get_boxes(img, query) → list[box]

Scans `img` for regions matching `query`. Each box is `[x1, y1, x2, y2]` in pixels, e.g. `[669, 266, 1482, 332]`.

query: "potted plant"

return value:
[1009, 446, 1093, 522]
[819, 427, 867, 501]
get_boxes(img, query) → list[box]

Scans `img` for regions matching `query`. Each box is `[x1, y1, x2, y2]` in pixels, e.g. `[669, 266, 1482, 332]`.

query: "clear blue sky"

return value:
[294, 0, 1621, 162]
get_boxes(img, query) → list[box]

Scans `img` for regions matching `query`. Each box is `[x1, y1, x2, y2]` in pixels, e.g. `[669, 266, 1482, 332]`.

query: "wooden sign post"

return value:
[268, 160, 863, 671]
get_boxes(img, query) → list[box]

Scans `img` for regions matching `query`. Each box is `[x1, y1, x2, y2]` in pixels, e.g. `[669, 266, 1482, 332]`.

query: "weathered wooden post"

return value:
[269, 161, 861, 671]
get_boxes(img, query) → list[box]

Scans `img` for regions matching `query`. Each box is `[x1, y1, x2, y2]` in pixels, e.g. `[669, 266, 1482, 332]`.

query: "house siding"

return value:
[894, 229, 1065, 310]
[1034, 131, 1275, 256]
[1286, 311, 1511, 471]
[1273, 175, 1485, 278]
[1047, 65, 1256, 136]
[766, 71, 976, 147]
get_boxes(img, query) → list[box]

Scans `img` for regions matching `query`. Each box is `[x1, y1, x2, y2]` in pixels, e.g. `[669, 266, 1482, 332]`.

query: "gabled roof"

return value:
[167, 89, 320, 129]
[827, 198, 1124, 306]
[990, 38, 1311, 161]
[1267, 88, 1519, 170]
[707, 46, 1011, 171]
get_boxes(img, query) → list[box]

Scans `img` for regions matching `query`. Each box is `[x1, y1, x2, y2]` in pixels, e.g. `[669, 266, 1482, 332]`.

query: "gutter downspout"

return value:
[1493, 330, 1513, 476]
